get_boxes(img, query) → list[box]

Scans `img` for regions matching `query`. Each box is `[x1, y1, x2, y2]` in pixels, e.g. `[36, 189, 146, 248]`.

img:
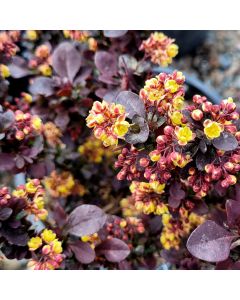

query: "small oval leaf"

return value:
[66, 205, 107, 237]
[212, 132, 238, 151]
[96, 238, 130, 262]
[103, 30, 128, 38]
[115, 91, 146, 119]
[69, 240, 95, 264]
[187, 220, 235, 262]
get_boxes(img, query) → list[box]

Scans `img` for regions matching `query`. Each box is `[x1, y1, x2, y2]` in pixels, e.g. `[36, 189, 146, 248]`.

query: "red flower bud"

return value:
[191, 109, 203, 121]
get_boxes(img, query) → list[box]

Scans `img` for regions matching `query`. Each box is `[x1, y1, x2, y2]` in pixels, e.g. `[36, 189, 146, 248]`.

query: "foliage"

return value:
[0, 30, 239, 270]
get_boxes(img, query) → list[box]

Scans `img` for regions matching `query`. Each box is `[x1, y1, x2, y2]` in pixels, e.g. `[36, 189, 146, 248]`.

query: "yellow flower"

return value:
[175, 126, 195, 145]
[120, 220, 127, 228]
[25, 181, 38, 194]
[164, 79, 179, 93]
[81, 235, 91, 242]
[167, 44, 179, 58]
[52, 240, 63, 254]
[34, 196, 44, 209]
[170, 111, 184, 126]
[28, 237, 42, 251]
[155, 203, 169, 215]
[41, 229, 56, 244]
[162, 214, 171, 225]
[142, 202, 156, 214]
[31, 116, 42, 131]
[113, 120, 130, 137]
[38, 64, 52, 76]
[12, 188, 26, 198]
[204, 120, 223, 140]
[149, 150, 161, 162]
[173, 96, 184, 110]
[150, 181, 165, 194]
[22, 93, 32, 104]
[0, 64, 10, 78]
[143, 78, 163, 101]
[26, 30, 38, 41]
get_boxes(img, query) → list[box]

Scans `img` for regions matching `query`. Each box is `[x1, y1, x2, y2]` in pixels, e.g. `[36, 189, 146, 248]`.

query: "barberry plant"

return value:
[0, 30, 239, 270]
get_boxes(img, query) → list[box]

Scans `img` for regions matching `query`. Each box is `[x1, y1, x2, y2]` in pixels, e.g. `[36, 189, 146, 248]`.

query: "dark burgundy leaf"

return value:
[212, 132, 238, 151]
[74, 66, 92, 84]
[0, 153, 15, 171]
[52, 42, 82, 82]
[103, 30, 128, 38]
[118, 54, 137, 73]
[226, 199, 240, 227]
[0, 208, 13, 221]
[29, 77, 55, 97]
[125, 115, 149, 144]
[196, 152, 212, 171]
[94, 51, 118, 76]
[0, 227, 28, 246]
[55, 113, 70, 130]
[0, 110, 15, 131]
[96, 238, 130, 262]
[115, 91, 146, 119]
[69, 240, 95, 264]
[66, 205, 107, 237]
[215, 258, 234, 270]
[15, 156, 25, 169]
[192, 200, 209, 215]
[168, 182, 186, 208]
[8, 56, 32, 78]
[187, 220, 236, 262]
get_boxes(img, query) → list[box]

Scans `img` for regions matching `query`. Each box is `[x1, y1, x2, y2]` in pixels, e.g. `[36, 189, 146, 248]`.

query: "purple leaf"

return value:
[115, 91, 146, 119]
[0, 227, 28, 246]
[96, 238, 130, 262]
[212, 132, 238, 151]
[168, 182, 186, 208]
[0, 153, 15, 171]
[94, 51, 118, 76]
[187, 220, 236, 262]
[52, 42, 82, 82]
[0, 110, 15, 131]
[124, 115, 149, 144]
[69, 240, 95, 264]
[103, 30, 128, 38]
[118, 54, 137, 73]
[226, 199, 240, 227]
[29, 77, 55, 97]
[0, 207, 13, 221]
[66, 205, 107, 237]
[8, 56, 32, 78]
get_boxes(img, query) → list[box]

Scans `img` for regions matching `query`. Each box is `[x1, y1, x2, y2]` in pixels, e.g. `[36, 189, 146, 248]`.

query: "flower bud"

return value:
[191, 109, 203, 121]
[15, 131, 25, 140]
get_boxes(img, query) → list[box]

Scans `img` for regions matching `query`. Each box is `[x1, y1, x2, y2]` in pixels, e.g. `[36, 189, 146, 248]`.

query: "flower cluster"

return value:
[0, 31, 19, 61]
[43, 122, 64, 148]
[28, 229, 63, 270]
[86, 100, 130, 147]
[104, 216, 145, 249]
[12, 179, 48, 220]
[129, 181, 166, 215]
[44, 171, 85, 198]
[140, 32, 178, 67]
[63, 30, 89, 42]
[13, 110, 43, 141]
[160, 207, 205, 250]
[29, 44, 52, 76]
[140, 71, 185, 115]
[78, 136, 115, 163]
